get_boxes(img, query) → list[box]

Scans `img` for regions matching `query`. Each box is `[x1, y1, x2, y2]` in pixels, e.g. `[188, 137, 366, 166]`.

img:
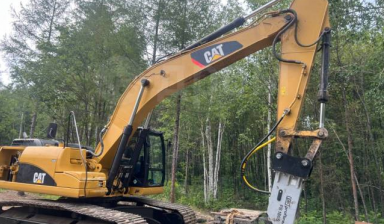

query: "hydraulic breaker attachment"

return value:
[268, 172, 304, 224]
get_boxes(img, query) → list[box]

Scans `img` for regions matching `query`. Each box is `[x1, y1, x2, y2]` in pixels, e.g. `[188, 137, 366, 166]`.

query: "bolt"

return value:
[318, 130, 324, 137]
[301, 160, 309, 167]
[160, 70, 166, 76]
[280, 130, 286, 136]
[284, 15, 292, 21]
[276, 153, 283, 160]
[141, 79, 150, 87]
[283, 108, 291, 115]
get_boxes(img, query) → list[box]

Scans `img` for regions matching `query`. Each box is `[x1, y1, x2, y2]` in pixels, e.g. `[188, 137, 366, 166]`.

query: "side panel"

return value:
[0, 146, 108, 198]
[18, 146, 62, 180]
[0, 181, 106, 198]
[16, 163, 57, 186]
[126, 186, 164, 196]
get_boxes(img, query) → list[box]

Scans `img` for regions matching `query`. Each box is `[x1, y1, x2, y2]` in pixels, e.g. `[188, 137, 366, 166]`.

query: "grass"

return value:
[38, 194, 60, 200]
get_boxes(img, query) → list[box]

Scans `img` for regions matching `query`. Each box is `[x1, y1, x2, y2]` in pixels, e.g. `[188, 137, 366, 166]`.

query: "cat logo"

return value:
[204, 44, 224, 64]
[33, 172, 47, 184]
[191, 41, 243, 68]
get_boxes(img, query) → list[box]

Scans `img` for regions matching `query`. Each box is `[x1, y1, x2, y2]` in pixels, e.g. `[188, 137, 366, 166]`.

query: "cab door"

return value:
[129, 129, 165, 188]
[143, 130, 165, 187]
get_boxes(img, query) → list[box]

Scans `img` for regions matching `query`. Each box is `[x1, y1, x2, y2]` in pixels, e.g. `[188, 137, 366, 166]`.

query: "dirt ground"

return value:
[0, 190, 214, 223]
[0, 189, 38, 200]
[195, 210, 214, 223]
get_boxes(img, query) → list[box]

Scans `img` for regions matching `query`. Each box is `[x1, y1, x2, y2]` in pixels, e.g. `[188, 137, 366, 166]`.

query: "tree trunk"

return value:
[201, 125, 208, 203]
[318, 150, 327, 224]
[47, 0, 57, 44]
[202, 118, 225, 201]
[267, 77, 272, 192]
[205, 118, 214, 201]
[342, 88, 359, 221]
[151, 0, 162, 65]
[184, 146, 189, 194]
[354, 173, 369, 222]
[29, 112, 37, 138]
[213, 121, 224, 199]
[355, 83, 383, 218]
[19, 112, 24, 139]
[170, 93, 182, 203]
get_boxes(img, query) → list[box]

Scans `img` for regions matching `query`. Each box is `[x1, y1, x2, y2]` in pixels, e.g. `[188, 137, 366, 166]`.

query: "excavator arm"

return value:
[95, 0, 330, 222]
[93, 0, 330, 222]
[0, 0, 330, 223]
[95, 14, 288, 169]
[96, 0, 329, 166]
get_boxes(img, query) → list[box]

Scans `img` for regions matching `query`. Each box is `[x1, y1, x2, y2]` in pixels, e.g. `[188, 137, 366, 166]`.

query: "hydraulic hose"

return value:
[241, 137, 276, 194]
[272, 9, 326, 65]
[240, 110, 288, 194]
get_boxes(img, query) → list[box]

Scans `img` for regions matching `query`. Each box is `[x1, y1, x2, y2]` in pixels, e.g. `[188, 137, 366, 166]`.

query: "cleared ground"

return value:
[0, 190, 214, 223]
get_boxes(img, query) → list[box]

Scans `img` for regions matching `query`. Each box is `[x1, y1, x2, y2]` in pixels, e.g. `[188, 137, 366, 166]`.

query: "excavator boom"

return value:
[0, 0, 330, 223]
[96, 0, 329, 167]
[96, 15, 288, 169]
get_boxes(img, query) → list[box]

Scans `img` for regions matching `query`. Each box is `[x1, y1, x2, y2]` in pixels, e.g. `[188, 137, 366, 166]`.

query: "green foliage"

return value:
[153, 182, 269, 212]
[1, 0, 146, 144]
[38, 194, 60, 200]
[297, 211, 354, 224]
[296, 212, 323, 224]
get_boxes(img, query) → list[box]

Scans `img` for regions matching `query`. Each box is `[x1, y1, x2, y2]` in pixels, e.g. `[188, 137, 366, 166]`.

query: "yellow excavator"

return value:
[0, 0, 330, 223]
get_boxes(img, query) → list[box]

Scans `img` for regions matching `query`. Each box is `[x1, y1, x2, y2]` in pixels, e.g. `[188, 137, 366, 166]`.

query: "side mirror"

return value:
[47, 123, 58, 139]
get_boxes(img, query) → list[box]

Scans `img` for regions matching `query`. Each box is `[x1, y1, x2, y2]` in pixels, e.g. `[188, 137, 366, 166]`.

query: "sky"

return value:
[0, 0, 27, 85]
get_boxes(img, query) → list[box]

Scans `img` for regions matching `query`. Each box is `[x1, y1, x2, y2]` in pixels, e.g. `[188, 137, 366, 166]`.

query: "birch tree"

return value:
[201, 118, 225, 202]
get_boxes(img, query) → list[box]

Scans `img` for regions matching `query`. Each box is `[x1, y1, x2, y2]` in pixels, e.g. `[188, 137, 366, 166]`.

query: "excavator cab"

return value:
[119, 128, 165, 193]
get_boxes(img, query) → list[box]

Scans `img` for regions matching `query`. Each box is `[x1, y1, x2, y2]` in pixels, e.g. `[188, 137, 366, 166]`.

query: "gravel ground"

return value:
[0, 190, 38, 200]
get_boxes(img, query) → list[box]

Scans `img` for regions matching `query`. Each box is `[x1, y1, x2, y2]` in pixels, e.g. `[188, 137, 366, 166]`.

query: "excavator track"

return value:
[123, 196, 196, 224]
[0, 199, 148, 224]
[0, 197, 196, 224]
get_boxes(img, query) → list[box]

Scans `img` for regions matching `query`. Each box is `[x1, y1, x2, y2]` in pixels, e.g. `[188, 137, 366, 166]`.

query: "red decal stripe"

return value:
[192, 58, 205, 68]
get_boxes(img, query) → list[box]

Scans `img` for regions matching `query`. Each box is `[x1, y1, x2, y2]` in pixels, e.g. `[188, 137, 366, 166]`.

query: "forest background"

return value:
[1, 0, 384, 223]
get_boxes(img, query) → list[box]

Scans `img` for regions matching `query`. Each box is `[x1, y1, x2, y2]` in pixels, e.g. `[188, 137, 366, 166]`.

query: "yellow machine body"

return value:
[0, 145, 163, 198]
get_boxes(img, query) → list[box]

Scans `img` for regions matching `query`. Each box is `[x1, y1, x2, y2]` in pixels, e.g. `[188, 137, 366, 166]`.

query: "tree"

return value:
[157, 0, 221, 203]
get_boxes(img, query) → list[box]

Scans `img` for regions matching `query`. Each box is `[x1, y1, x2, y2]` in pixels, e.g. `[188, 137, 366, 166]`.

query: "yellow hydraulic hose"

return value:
[241, 137, 276, 194]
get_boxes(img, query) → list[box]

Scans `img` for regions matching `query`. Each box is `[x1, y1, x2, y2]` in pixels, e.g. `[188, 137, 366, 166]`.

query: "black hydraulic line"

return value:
[106, 125, 133, 194]
[183, 17, 246, 51]
[293, 11, 325, 48]
[318, 28, 331, 103]
[65, 113, 72, 147]
[240, 110, 288, 194]
[184, 0, 285, 51]
[122, 128, 149, 193]
[156, 17, 246, 63]
[96, 127, 107, 157]
[272, 9, 304, 65]
[272, 9, 327, 65]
